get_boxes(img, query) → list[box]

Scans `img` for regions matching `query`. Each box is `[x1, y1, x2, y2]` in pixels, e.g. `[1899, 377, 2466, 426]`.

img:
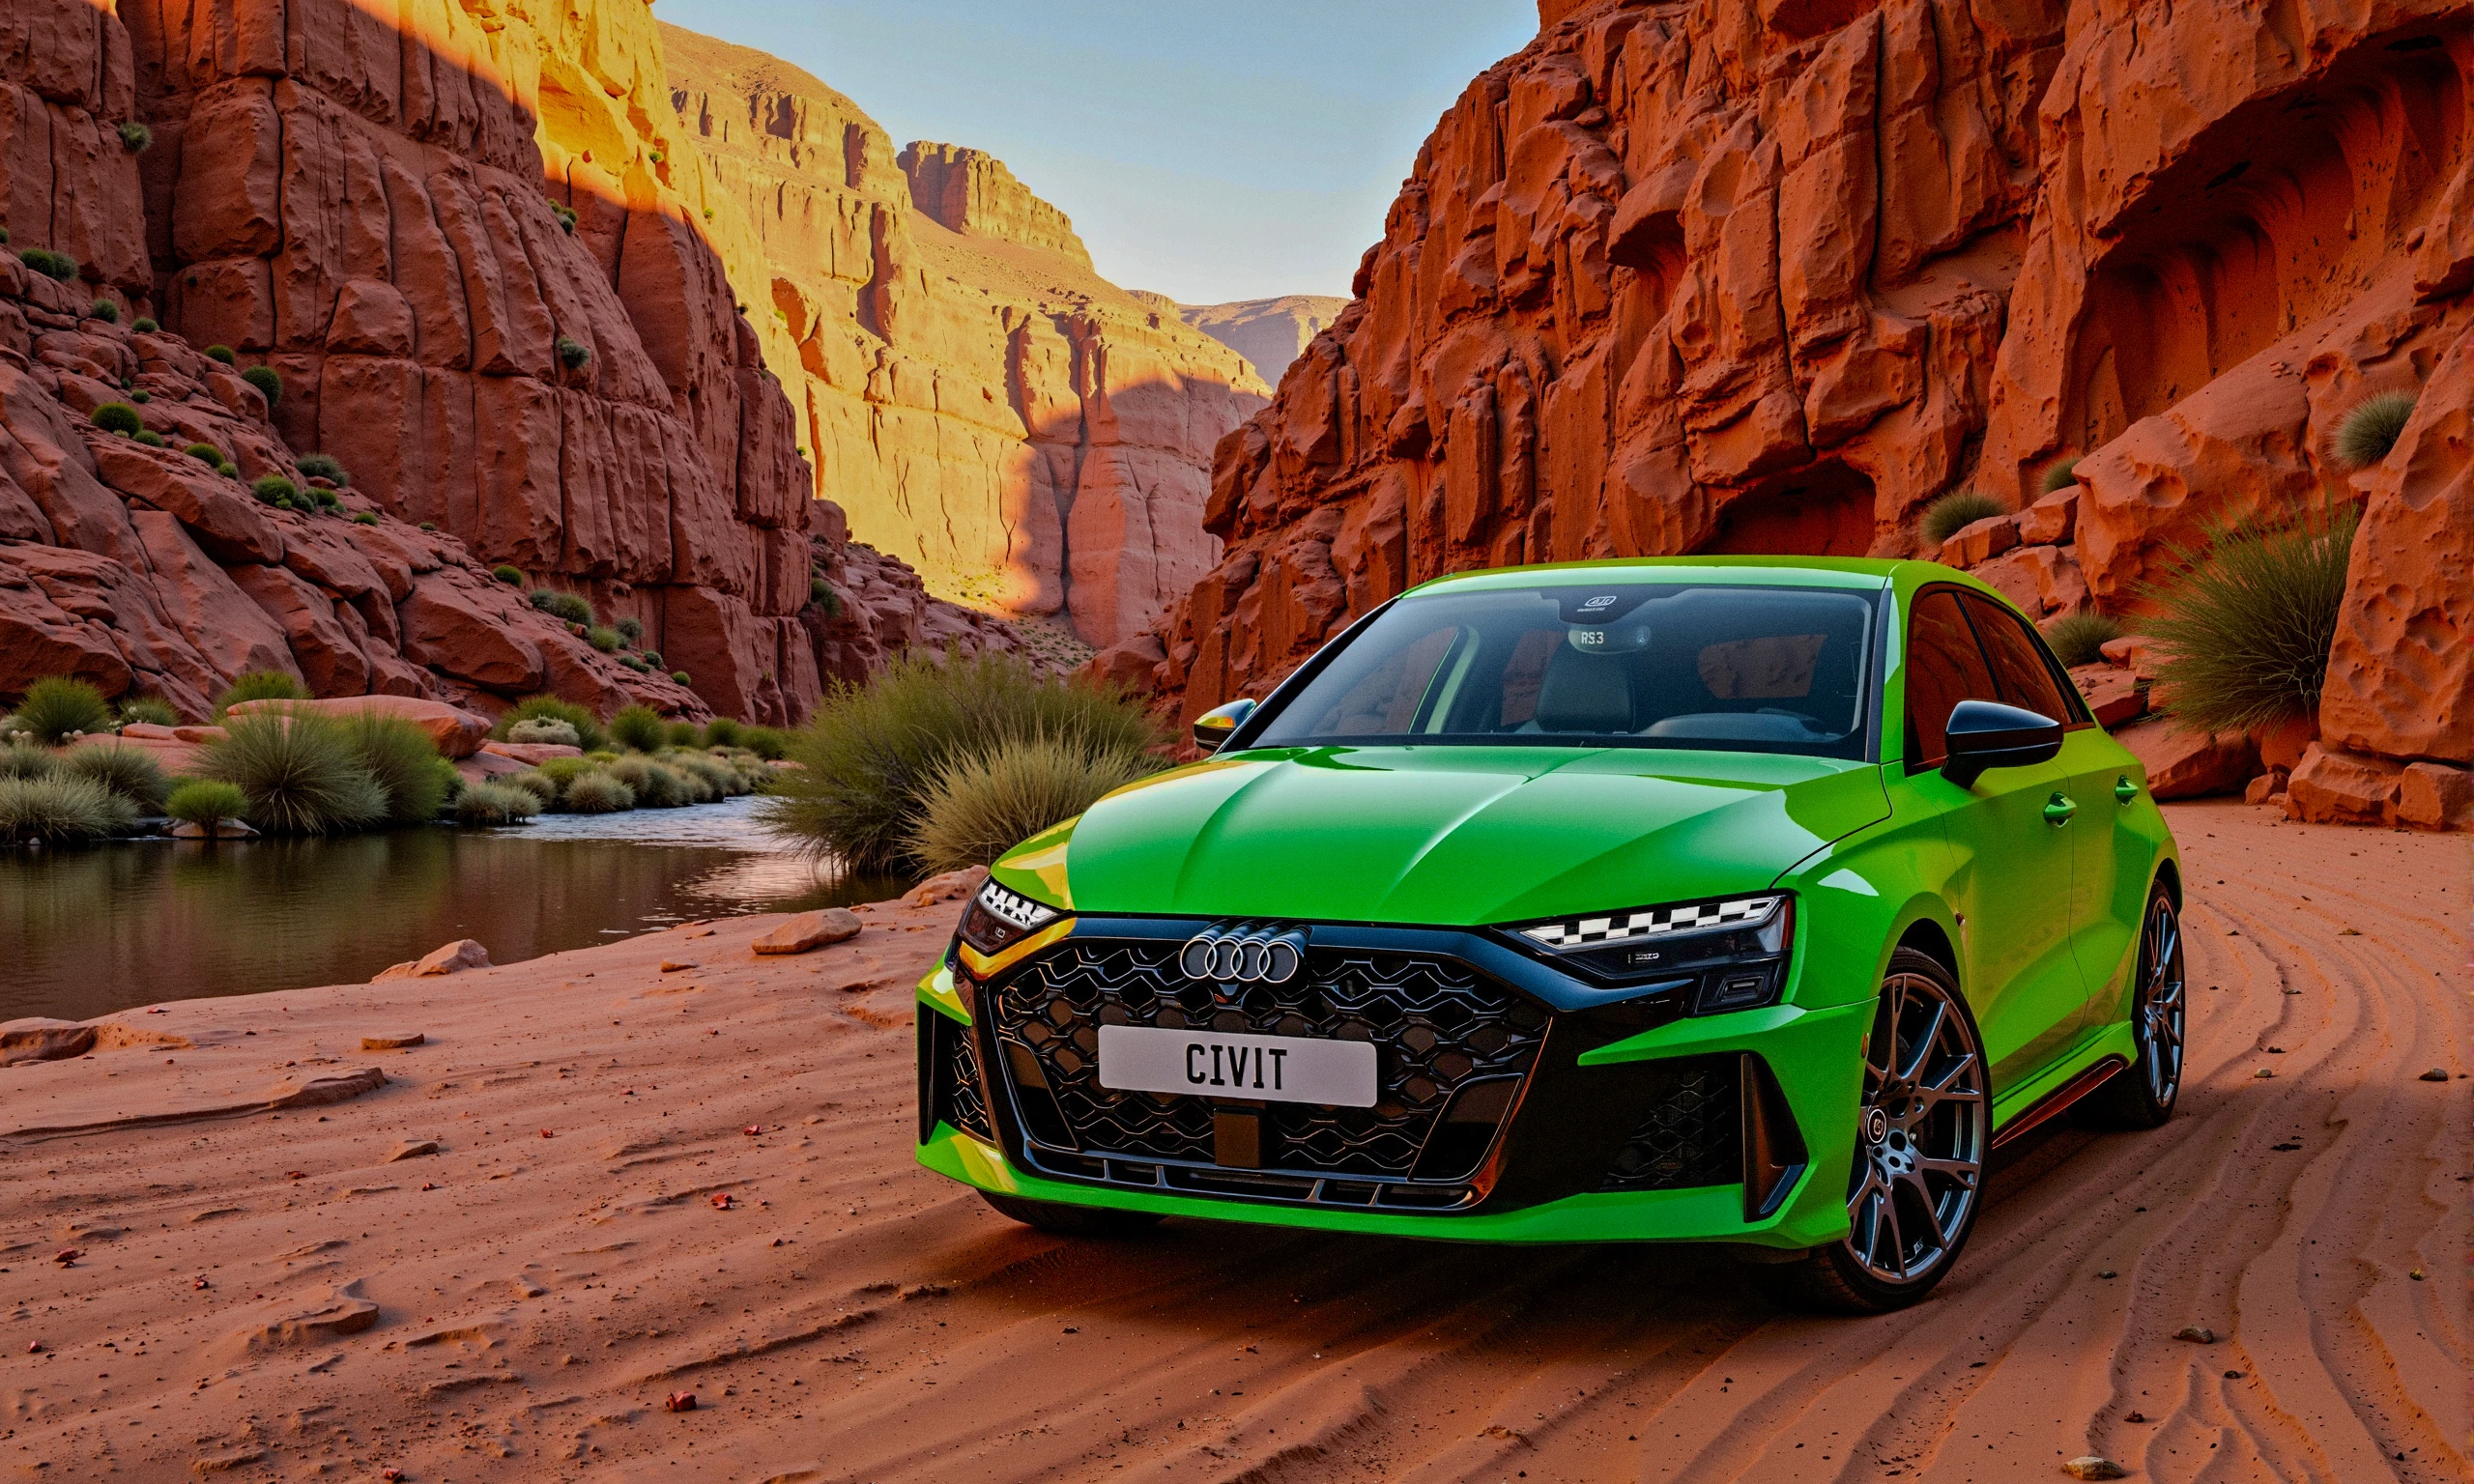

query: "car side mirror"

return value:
[1942, 699, 2063, 789]
[1192, 698, 1256, 754]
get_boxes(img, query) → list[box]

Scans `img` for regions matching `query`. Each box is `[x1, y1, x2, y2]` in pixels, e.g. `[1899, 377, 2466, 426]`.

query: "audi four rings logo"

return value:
[1178, 925, 1307, 984]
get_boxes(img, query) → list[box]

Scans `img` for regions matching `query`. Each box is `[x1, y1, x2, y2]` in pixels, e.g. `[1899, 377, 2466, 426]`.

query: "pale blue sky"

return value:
[659, 0, 1540, 303]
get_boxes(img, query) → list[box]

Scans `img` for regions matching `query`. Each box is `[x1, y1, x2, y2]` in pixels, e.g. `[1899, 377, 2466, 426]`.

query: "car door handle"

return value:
[2043, 792, 2079, 825]
[2114, 775, 2138, 804]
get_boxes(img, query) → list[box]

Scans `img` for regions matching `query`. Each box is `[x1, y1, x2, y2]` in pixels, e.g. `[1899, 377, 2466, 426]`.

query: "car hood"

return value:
[991, 745, 1890, 927]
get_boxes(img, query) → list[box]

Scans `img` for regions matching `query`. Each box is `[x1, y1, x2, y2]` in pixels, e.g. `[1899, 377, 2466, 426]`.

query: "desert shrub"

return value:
[90, 299, 119, 324]
[670, 671, 691, 685]
[665, 721, 701, 748]
[504, 769, 561, 808]
[183, 442, 221, 466]
[0, 775, 132, 842]
[345, 710, 446, 824]
[810, 578, 842, 617]
[762, 649, 1164, 874]
[643, 651, 662, 668]
[135, 430, 164, 447]
[430, 756, 463, 809]
[351, 510, 378, 526]
[534, 756, 593, 789]
[117, 120, 152, 152]
[658, 756, 716, 803]
[132, 317, 158, 333]
[200, 711, 387, 835]
[701, 717, 743, 749]
[250, 475, 297, 506]
[553, 204, 579, 234]
[494, 696, 608, 754]
[492, 564, 524, 586]
[116, 695, 179, 728]
[418, 521, 437, 531]
[2044, 612, 2122, 670]
[586, 625, 623, 653]
[556, 335, 591, 370]
[907, 736, 1162, 873]
[506, 717, 580, 748]
[310, 485, 341, 509]
[91, 402, 142, 436]
[614, 615, 644, 645]
[606, 755, 685, 808]
[212, 670, 305, 716]
[61, 743, 170, 813]
[204, 344, 237, 364]
[19, 247, 77, 281]
[667, 751, 738, 799]
[13, 676, 114, 743]
[563, 771, 635, 813]
[216, 462, 239, 479]
[455, 781, 538, 825]
[163, 779, 247, 825]
[738, 726, 789, 761]
[530, 590, 592, 626]
[2040, 457, 2082, 495]
[129, 389, 151, 404]
[0, 742, 60, 779]
[609, 704, 666, 753]
[242, 365, 282, 407]
[1922, 490, 2005, 545]
[2140, 505, 2360, 732]
[296, 452, 348, 486]
[2335, 389, 2417, 469]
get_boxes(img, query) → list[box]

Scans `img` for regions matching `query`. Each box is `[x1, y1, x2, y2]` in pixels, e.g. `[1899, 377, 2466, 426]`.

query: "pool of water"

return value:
[0, 797, 911, 1024]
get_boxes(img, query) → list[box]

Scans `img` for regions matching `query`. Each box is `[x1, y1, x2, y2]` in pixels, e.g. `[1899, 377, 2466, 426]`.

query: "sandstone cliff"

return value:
[661, 21, 1269, 651]
[0, 0, 1019, 724]
[1146, 0, 2474, 823]
[1177, 295, 1351, 384]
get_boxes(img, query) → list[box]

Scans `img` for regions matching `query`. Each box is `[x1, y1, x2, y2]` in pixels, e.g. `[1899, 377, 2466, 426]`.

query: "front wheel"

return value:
[2079, 879, 2185, 1129]
[977, 1190, 1164, 1239]
[1771, 947, 1990, 1314]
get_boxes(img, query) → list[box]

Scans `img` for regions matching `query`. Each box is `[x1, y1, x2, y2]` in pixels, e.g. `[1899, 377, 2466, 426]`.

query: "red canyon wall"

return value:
[1142, 0, 2474, 821]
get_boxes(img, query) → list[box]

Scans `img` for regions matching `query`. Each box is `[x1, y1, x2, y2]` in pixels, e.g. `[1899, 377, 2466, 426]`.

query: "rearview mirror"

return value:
[1192, 698, 1256, 754]
[1942, 699, 2062, 788]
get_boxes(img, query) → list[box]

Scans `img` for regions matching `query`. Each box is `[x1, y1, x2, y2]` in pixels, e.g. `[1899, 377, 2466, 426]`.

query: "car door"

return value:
[1959, 594, 2141, 1016]
[1905, 588, 2086, 1088]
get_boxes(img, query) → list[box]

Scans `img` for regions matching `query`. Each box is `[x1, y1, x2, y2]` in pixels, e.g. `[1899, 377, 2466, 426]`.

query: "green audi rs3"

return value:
[915, 556, 2185, 1311]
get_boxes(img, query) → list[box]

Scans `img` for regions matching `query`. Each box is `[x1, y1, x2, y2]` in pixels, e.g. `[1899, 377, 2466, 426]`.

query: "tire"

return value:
[1769, 947, 1991, 1314]
[2079, 879, 2185, 1130]
[977, 1190, 1164, 1239]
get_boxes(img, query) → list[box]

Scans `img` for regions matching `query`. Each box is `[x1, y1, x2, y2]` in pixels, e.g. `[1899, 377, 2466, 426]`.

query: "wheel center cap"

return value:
[1864, 1107, 1891, 1144]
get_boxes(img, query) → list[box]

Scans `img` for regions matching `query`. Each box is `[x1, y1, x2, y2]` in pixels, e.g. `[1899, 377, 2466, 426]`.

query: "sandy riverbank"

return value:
[0, 802, 2463, 1482]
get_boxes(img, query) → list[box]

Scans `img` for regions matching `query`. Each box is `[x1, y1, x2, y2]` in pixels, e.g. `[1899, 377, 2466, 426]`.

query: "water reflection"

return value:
[0, 798, 910, 1023]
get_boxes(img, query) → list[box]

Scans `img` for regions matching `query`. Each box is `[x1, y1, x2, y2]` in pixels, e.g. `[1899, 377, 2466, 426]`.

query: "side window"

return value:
[1300, 623, 1461, 735]
[1962, 595, 2080, 724]
[1905, 589, 1999, 767]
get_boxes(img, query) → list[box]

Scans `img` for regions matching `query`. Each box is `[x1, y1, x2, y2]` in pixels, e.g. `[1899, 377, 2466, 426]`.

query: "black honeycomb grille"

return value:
[940, 1016, 992, 1141]
[1599, 1055, 1740, 1191]
[990, 937, 1548, 1181]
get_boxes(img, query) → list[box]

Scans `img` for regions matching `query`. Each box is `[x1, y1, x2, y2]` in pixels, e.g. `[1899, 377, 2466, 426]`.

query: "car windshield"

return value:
[1250, 583, 1881, 758]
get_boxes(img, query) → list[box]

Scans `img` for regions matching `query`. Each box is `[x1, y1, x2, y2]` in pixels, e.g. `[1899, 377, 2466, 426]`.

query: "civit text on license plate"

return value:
[1096, 1025, 1376, 1108]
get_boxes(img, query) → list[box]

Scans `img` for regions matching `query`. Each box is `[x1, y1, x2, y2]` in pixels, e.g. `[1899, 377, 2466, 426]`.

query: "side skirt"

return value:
[1991, 1054, 2128, 1150]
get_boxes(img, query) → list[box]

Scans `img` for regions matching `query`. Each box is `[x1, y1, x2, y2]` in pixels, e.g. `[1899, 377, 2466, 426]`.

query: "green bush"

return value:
[91, 402, 142, 436]
[455, 780, 539, 825]
[13, 676, 114, 742]
[563, 770, 635, 813]
[351, 510, 379, 526]
[135, 430, 164, 447]
[609, 704, 666, 753]
[2044, 612, 2122, 670]
[2039, 457, 2082, 495]
[344, 710, 446, 824]
[665, 720, 702, 748]
[61, 742, 170, 813]
[2335, 389, 2417, 469]
[132, 317, 158, 333]
[810, 578, 842, 617]
[430, 756, 463, 810]
[643, 651, 662, 668]
[212, 670, 305, 716]
[659, 756, 716, 803]
[251, 475, 297, 506]
[0, 741, 60, 779]
[2140, 505, 2360, 732]
[671, 671, 691, 685]
[555, 335, 591, 370]
[606, 755, 685, 807]
[907, 736, 1162, 873]
[614, 615, 644, 645]
[242, 365, 282, 407]
[493, 696, 607, 754]
[492, 564, 524, 586]
[129, 389, 151, 404]
[18, 247, 77, 282]
[553, 204, 579, 234]
[535, 756, 593, 789]
[586, 625, 623, 653]
[217, 463, 239, 479]
[200, 711, 387, 835]
[668, 751, 741, 799]
[505, 717, 581, 747]
[0, 774, 132, 842]
[117, 120, 152, 153]
[701, 716, 743, 749]
[542, 591, 594, 626]
[163, 779, 247, 825]
[310, 485, 341, 509]
[762, 650, 1164, 874]
[738, 726, 788, 761]
[1922, 490, 2005, 545]
[90, 299, 120, 324]
[296, 453, 347, 486]
[418, 521, 437, 531]
[116, 695, 179, 728]
[504, 769, 561, 808]
[204, 344, 237, 365]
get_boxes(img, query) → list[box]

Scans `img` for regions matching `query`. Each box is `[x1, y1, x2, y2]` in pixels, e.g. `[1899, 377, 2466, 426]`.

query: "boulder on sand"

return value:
[751, 909, 864, 955]
[372, 940, 491, 983]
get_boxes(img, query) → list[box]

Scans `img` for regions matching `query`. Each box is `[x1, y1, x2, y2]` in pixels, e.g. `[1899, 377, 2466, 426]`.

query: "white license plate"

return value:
[1097, 1025, 1377, 1108]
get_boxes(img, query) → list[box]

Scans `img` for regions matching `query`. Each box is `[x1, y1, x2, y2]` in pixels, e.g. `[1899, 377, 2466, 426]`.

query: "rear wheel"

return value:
[2080, 880, 2185, 1129]
[1773, 947, 1990, 1314]
[977, 1190, 1164, 1239]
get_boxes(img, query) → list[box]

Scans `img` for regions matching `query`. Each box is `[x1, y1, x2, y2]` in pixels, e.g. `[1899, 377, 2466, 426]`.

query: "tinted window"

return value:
[1905, 589, 1999, 766]
[1251, 584, 1880, 759]
[1962, 594, 2075, 722]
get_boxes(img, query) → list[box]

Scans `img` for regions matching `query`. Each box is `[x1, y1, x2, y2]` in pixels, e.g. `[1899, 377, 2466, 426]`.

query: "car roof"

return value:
[1403, 555, 1901, 596]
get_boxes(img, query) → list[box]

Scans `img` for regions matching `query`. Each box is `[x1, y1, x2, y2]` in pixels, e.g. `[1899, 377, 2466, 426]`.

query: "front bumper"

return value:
[916, 917, 1874, 1250]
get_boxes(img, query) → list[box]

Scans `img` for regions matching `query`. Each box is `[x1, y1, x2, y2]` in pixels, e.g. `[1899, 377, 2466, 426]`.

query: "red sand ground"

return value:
[0, 801, 2464, 1482]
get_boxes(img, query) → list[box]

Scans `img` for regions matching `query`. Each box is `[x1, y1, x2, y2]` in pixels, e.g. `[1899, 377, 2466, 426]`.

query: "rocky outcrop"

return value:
[1177, 296, 1351, 384]
[1144, 0, 2474, 825]
[661, 21, 1268, 652]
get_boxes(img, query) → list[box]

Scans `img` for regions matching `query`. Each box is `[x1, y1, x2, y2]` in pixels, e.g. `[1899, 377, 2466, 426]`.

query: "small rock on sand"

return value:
[2422, 1068, 2451, 1081]
[360, 1031, 425, 1050]
[236, 1281, 378, 1350]
[2175, 1325, 2217, 1344]
[908, 867, 987, 906]
[2062, 1459, 2127, 1480]
[372, 939, 491, 982]
[388, 1140, 441, 1162]
[752, 908, 864, 955]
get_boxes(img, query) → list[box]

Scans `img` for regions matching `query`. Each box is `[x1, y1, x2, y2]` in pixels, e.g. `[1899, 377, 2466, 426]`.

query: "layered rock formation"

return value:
[661, 22, 1268, 651]
[1177, 295, 1351, 383]
[0, 0, 1021, 724]
[1146, 0, 2474, 823]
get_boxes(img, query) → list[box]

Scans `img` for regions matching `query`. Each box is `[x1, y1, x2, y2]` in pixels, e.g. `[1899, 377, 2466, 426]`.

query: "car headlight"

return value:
[956, 879, 1064, 957]
[1506, 893, 1794, 1013]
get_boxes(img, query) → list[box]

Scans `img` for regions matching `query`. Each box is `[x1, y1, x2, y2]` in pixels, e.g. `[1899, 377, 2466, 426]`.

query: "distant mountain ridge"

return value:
[1176, 296, 1352, 384]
